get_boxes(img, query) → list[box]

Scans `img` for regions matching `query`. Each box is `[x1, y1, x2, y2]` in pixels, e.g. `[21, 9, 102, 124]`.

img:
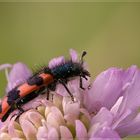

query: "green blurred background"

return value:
[0, 2, 140, 93]
[0, 2, 140, 139]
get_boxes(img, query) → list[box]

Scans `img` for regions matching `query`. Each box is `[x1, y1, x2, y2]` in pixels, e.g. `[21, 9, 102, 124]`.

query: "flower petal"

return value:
[36, 126, 48, 140]
[111, 96, 123, 115]
[75, 120, 88, 140]
[6, 62, 32, 92]
[19, 116, 37, 140]
[48, 56, 65, 69]
[115, 113, 140, 137]
[118, 69, 140, 113]
[62, 97, 80, 124]
[24, 111, 44, 128]
[0, 121, 4, 130]
[0, 133, 11, 140]
[91, 107, 113, 126]
[60, 126, 73, 140]
[20, 120, 37, 140]
[0, 64, 12, 71]
[92, 126, 121, 140]
[84, 67, 124, 113]
[48, 127, 59, 140]
[8, 119, 23, 138]
[11, 138, 24, 140]
[56, 78, 89, 102]
[122, 65, 137, 86]
[47, 107, 65, 130]
[69, 49, 78, 62]
[50, 107, 65, 125]
[63, 97, 80, 117]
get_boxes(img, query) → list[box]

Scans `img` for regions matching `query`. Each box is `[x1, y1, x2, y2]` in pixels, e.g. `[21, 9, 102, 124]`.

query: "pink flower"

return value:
[0, 49, 140, 139]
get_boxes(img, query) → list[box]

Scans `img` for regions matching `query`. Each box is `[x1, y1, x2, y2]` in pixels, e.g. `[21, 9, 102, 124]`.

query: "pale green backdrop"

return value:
[0, 2, 140, 139]
[0, 1, 140, 100]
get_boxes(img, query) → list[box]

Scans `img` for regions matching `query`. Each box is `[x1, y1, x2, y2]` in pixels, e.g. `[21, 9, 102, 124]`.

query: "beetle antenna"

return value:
[80, 51, 87, 65]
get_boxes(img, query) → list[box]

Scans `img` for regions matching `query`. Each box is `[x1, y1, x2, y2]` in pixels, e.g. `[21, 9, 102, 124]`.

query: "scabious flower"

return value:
[0, 49, 140, 140]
